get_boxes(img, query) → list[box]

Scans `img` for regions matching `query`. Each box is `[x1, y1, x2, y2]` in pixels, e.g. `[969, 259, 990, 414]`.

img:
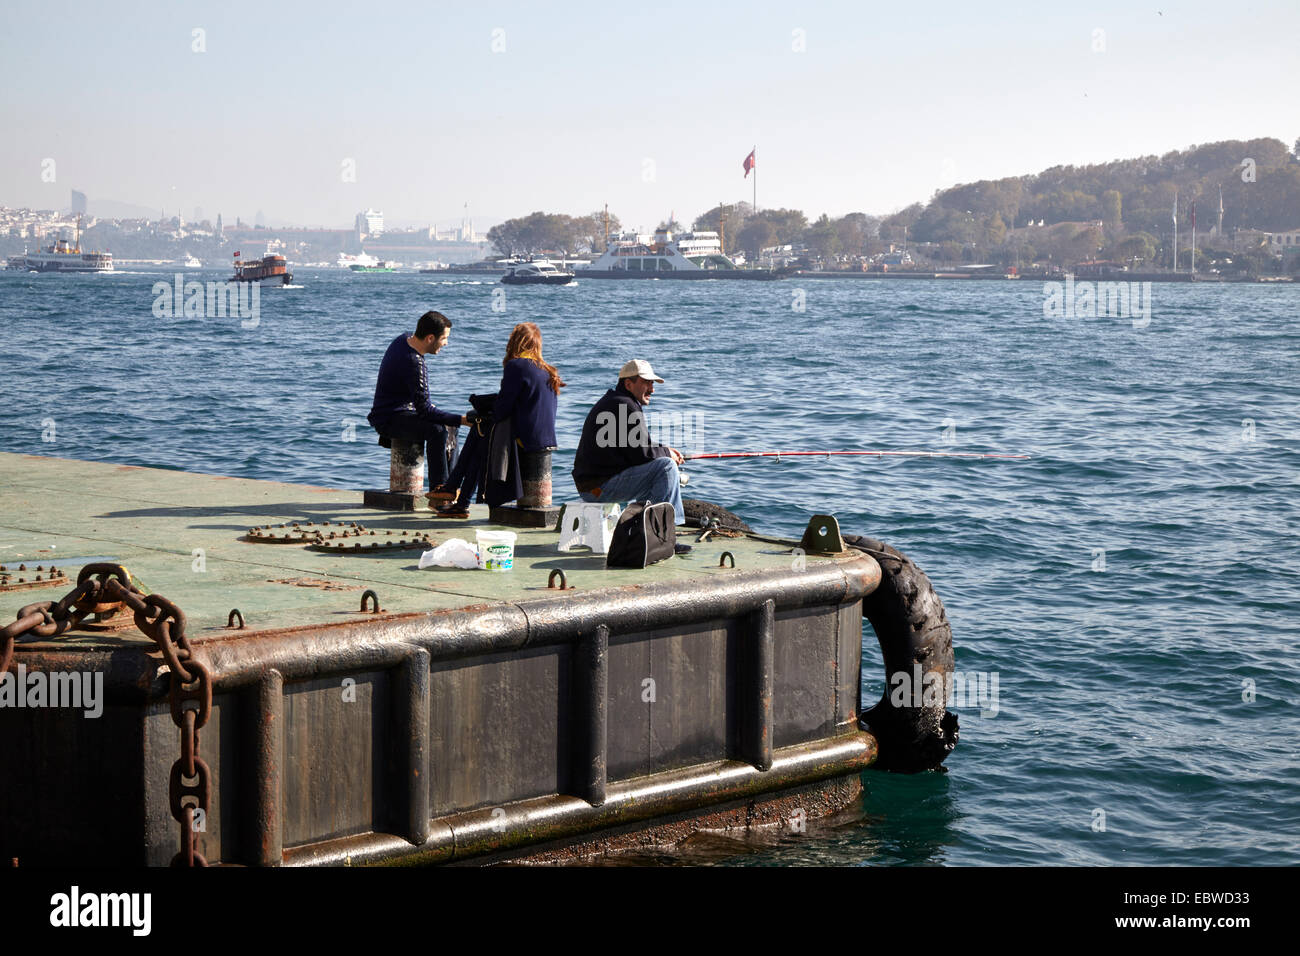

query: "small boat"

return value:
[231, 252, 292, 285]
[183, 254, 202, 269]
[501, 260, 576, 285]
[349, 260, 397, 273]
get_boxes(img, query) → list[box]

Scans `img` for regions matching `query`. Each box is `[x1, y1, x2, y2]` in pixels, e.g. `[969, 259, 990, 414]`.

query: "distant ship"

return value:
[7, 218, 113, 273]
[349, 260, 397, 273]
[183, 254, 202, 269]
[501, 260, 575, 285]
[579, 227, 785, 280]
[337, 252, 378, 270]
[231, 251, 292, 285]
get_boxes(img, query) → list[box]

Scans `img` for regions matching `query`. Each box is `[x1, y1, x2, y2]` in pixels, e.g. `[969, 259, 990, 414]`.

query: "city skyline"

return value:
[2, 1, 1298, 232]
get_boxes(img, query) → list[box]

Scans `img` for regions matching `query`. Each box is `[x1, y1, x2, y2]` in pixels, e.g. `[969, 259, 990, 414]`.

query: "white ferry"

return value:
[579, 227, 783, 280]
[337, 252, 379, 270]
[9, 221, 113, 273]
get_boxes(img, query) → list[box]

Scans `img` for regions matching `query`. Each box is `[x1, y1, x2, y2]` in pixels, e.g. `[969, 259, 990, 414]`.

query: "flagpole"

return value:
[752, 145, 757, 213]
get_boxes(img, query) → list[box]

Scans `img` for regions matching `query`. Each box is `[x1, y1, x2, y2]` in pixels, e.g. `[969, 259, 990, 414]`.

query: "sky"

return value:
[2, 0, 1297, 231]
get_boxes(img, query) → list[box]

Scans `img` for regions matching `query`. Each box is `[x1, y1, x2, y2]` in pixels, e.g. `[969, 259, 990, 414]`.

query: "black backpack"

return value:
[606, 501, 676, 569]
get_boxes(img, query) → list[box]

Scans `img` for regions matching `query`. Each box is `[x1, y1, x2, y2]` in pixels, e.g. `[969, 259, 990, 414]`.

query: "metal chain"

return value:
[1, 562, 210, 865]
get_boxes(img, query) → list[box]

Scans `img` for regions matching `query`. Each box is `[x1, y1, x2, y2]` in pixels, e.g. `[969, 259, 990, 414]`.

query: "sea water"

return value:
[1, 268, 1297, 865]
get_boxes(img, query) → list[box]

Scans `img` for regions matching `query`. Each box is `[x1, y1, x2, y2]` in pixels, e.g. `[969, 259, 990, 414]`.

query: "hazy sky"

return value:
[2, 0, 1297, 231]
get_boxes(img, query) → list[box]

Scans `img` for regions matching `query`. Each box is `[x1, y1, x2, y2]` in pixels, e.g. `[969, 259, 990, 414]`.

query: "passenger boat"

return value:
[501, 260, 576, 285]
[580, 227, 787, 280]
[231, 251, 292, 284]
[349, 260, 397, 273]
[9, 218, 113, 273]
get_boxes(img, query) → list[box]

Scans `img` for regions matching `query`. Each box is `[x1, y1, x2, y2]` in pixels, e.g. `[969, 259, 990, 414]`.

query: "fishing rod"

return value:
[683, 449, 1031, 461]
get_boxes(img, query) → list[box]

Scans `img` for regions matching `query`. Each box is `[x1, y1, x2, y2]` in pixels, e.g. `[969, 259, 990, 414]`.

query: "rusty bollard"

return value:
[490, 448, 562, 529]
[364, 438, 426, 511]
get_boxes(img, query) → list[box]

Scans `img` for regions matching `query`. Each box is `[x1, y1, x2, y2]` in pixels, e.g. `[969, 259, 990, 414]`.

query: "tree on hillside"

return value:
[1101, 189, 1123, 238]
[835, 212, 879, 257]
[576, 209, 621, 252]
[751, 208, 808, 244]
[737, 219, 777, 256]
[804, 214, 841, 261]
[487, 211, 589, 256]
[984, 213, 1007, 246]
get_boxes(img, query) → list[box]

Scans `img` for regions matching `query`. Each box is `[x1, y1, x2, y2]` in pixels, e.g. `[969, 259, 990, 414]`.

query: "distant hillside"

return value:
[885, 137, 1300, 244]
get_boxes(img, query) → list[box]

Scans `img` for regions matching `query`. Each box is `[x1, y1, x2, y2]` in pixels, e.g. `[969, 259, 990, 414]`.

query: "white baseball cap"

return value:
[618, 359, 664, 383]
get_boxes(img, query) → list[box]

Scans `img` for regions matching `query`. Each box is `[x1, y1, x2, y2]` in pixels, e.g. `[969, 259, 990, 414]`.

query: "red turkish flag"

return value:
[743, 150, 755, 177]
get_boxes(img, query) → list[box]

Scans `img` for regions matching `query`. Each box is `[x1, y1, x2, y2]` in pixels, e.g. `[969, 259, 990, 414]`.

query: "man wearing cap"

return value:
[571, 359, 686, 527]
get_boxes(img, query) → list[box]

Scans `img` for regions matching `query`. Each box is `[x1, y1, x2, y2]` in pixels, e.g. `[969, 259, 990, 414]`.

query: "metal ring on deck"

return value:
[360, 590, 382, 613]
[227, 609, 245, 629]
[547, 569, 571, 590]
[719, 552, 735, 569]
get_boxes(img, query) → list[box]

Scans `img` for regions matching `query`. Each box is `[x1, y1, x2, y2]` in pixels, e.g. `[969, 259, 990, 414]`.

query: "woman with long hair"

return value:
[431, 322, 563, 516]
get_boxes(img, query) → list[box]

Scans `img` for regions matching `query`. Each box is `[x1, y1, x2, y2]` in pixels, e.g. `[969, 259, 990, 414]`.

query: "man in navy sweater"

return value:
[367, 310, 470, 490]
[571, 359, 686, 527]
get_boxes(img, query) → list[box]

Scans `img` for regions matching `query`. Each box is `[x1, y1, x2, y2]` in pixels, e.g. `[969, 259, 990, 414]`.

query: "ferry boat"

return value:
[337, 252, 378, 270]
[183, 254, 202, 269]
[501, 260, 575, 285]
[349, 260, 397, 273]
[579, 227, 786, 280]
[231, 251, 292, 285]
[9, 219, 113, 273]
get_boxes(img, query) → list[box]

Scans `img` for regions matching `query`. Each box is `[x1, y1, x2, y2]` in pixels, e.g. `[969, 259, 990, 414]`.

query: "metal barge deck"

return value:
[0, 452, 894, 866]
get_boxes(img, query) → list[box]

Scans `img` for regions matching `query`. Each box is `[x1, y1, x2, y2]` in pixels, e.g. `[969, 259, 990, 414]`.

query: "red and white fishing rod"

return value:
[683, 449, 1031, 461]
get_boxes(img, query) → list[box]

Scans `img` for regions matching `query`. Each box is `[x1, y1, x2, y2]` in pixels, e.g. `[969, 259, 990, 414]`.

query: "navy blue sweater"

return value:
[571, 383, 671, 491]
[494, 358, 558, 452]
[367, 334, 462, 431]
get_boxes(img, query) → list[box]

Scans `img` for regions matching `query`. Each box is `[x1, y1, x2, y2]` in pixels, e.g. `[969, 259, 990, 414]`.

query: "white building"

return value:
[356, 208, 384, 237]
[1266, 229, 1300, 256]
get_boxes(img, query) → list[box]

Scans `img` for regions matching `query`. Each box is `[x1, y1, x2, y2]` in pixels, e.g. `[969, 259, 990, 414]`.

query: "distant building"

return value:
[356, 208, 384, 237]
[1075, 260, 1128, 277]
[1265, 229, 1300, 256]
[70, 190, 87, 215]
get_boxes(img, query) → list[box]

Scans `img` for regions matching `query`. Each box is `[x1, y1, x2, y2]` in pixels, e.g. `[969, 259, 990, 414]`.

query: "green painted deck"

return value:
[0, 452, 837, 646]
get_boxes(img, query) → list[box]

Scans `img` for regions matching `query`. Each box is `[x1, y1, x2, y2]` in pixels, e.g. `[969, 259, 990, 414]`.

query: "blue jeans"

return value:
[579, 457, 685, 525]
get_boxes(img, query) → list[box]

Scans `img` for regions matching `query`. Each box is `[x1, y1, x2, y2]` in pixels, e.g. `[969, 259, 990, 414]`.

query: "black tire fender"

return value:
[843, 534, 959, 772]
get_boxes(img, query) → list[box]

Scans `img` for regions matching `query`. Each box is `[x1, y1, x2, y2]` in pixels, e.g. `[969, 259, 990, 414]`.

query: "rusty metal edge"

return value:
[9, 553, 880, 697]
[280, 731, 878, 867]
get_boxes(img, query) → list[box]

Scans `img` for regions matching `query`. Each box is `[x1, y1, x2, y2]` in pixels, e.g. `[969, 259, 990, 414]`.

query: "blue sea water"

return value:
[1, 268, 1297, 866]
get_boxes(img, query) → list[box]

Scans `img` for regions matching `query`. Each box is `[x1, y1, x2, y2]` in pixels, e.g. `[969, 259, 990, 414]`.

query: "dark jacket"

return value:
[367, 334, 462, 433]
[571, 383, 671, 492]
[494, 358, 558, 452]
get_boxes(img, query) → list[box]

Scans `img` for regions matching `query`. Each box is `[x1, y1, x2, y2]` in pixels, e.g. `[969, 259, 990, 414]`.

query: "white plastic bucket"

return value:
[475, 529, 517, 572]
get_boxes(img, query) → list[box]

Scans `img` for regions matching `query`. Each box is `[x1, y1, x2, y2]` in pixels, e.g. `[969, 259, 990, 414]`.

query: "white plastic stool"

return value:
[556, 502, 622, 554]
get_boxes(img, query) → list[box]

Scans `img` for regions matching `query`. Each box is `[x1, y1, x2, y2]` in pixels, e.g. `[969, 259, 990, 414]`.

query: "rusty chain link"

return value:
[1, 561, 211, 866]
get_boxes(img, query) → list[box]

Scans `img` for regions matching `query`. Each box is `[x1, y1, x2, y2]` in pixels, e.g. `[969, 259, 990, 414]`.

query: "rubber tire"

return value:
[843, 533, 959, 773]
[682, 498, 754, 534]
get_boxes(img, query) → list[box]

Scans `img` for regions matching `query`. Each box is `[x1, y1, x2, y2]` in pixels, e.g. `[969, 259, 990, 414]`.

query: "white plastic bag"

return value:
[418, 538, 480, 570]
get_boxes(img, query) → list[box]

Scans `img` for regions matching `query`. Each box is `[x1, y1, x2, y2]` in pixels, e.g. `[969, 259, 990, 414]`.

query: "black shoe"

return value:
[673, 543, 692, 555]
